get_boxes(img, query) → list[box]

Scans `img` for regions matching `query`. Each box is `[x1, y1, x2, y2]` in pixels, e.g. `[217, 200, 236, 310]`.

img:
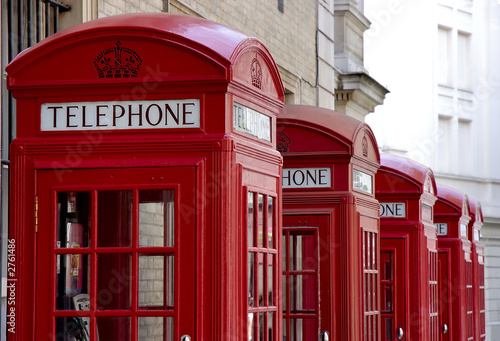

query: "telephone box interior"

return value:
[277, 105, 381, 341]
[376, 153, 438, 341]
[434, 184, 472, 341]
[6, 13, 284, 341]
[468, 199, 486, 341]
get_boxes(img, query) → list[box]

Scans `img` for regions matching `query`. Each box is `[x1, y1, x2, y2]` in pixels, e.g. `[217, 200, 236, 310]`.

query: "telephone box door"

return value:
[36, 167, 196, 340]
[381, 238, 406, 341]
[282, 215, 330, 340]
[438, 251, 450, 341]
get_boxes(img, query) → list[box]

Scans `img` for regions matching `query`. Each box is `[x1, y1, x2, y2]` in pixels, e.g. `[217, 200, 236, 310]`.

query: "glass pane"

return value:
[56, 254, 90, 310]
[57, 192, 91, 248]
[282, 275, 287, 311]
[282, 234, 287, 270]
[283, 318, 287, 339]
[248, 252, 255, 307]
[268, 312, 274, 341]
[259, 254, 264, 306]
[268, 254, 274, 306]
[290, 318, 315, 341]
[290, 275, 316, 313]
[382, 284, 393, 313]
[383, 317, 393, 341]
[56, 316, 90, 341]
[267, 197, 274, 248]
[98, 191, 132, 247]
[290, 233, 315, 271]
[259, 312, 265, 341]
[97, 316, 131, 340]
[139, 255, 174, 309]
[248, 192, 254, 248]
[257, 194, 264, 247]
[139, 190, 175, 247]
[138, 316, 173, 341]
[97, 253, 132, 310]
[381, 252, 393, 281]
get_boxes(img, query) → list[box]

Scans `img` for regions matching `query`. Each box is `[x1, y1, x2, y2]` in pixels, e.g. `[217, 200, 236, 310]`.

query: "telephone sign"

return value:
[41, 99, 200, 131]
[380, 202, 406, 217]
[435, 222, 448, 235]
[282, 167, 331, 188]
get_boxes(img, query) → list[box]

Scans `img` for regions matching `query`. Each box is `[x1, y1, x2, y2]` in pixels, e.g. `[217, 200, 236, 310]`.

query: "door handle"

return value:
[442, 323, 448, 334]
[180, 335, 191, 341]
[321, 330, 329, 341]
[397, 327, 404, 340]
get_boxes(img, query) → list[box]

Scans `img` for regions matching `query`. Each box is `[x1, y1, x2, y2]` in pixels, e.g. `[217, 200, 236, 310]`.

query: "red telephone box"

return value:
[376, 154, 439, 341]
[277, 105, 381, 341]
[6, 13, 284, 340]
[434, 184, 472, 341]
[468, 199, 486, 341]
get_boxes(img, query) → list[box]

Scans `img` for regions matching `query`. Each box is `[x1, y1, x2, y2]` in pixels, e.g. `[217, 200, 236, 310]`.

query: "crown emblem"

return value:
[94, 41, 142, 78]
[251, 58, 262, 89]
[277, 132, 291, 153]
[362, 134, 368, 157]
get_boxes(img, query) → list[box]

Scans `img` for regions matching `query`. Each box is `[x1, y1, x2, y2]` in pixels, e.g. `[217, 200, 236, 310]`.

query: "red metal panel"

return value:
[376, 154, 438, 341]
[435, 184, 472, 341]
[278, 105, 381, 341]
[7, 13, 284, 341]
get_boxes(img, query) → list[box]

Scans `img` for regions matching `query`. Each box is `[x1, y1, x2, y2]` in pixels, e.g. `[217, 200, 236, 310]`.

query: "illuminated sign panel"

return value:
[41, 99, 200, 131]
[233, 103, 271, 141]
[380, 202, 406, 218]
[282, 167, 331, 189]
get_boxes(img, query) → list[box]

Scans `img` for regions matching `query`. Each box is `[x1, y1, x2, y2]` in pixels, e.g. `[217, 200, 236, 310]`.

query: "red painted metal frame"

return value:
[434, 184, 472, 341]
[468, 199, 486, 341]
[6, 13, 284, 341]
[278, 105, 381, 341]
[376, 153, 439, 341]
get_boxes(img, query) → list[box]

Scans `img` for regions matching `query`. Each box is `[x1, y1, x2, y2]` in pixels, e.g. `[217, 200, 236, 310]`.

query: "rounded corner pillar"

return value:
[434, 184, 472, 341]
[277, 105, 381, 341]
[375, 153, 439, 341]
[468, 199, 486, 340]
[7, 13, 284, 341]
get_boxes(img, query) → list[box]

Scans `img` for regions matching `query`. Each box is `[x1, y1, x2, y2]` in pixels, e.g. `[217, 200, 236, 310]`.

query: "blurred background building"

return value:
[364, 0, 500, 337]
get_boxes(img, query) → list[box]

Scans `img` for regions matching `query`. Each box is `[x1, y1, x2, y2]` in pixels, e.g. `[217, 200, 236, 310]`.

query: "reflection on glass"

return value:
[248, 253, 255, 307]
[98, 191, 132, 247]
[97, 253, 132, 310]
[138, 316, 173, 341]
[267, 197, 274, 248]
[282, 235, 287, 270]
[290, 275, 316, 312]
[384, 317, 393, 341]
[139, 190, 175, 247]
[259, 254, 264, 306]
[257, 194, 264, 247]
[259, 312, 265, 341]
[97, 316, 131, 340]
[290, 234, 315, 271]
[57, 192, 91, 248]
[383, 284, 393, 313]
[382, 252, 393, 281]
[268, 312, 274, 341]
[248, 193, 254, 248]
[139, 255, 174, 309]
[282, 275, 287, 311]
[56, 254, 90, 310]
[268, 254, 274, 306]
[56, 316, 90, 341]
[290, 318, 315, 341]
